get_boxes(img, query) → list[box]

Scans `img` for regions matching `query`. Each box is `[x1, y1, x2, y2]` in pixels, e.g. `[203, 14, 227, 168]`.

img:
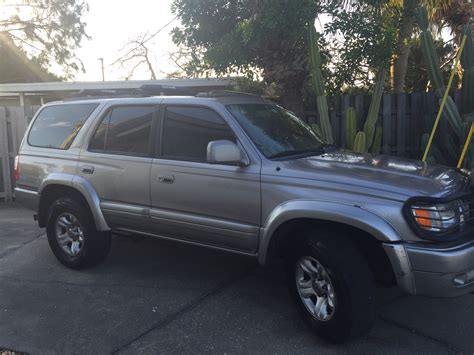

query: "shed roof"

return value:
[0, 78, 234, 99]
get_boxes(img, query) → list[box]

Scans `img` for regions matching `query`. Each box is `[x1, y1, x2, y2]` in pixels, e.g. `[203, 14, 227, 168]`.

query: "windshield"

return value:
[226, 103, 326, 158]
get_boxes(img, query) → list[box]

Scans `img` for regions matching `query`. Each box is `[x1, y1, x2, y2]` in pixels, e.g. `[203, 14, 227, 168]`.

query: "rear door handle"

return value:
[81, 165, 94, 174]
[158, 174, 174, 184]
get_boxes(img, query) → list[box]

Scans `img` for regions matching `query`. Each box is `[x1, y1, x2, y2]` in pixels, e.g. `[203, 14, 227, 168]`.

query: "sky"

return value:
[74, 0, 180, 82]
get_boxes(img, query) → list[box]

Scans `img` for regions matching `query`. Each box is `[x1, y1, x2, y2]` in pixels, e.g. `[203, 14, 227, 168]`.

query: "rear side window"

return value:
[28, 103, 98, 149]
[161, 106, 235, 162]
[89, 106, 154, 156]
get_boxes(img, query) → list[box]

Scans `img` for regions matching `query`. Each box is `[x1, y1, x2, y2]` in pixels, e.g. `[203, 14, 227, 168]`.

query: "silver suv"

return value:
[14, 90, 474, 343]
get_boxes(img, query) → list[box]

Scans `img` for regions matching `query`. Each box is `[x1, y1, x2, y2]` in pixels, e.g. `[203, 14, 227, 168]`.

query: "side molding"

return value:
[258, 199, 402, 265]
[38, 173, 110, 231]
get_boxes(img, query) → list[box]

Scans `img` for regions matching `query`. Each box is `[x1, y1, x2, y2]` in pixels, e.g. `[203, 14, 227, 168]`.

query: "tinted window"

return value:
[227, 104, 324, 158]
[89, 111, 110, 151]
[162, 107, 235, 162]
[28, 103, 98, 149]
[89, 106, 154, 156]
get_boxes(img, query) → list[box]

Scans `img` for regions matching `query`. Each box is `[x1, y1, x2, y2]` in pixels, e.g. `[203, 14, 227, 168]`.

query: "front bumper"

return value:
[405, 240, 474, 297]
[14, 187, 39, 211]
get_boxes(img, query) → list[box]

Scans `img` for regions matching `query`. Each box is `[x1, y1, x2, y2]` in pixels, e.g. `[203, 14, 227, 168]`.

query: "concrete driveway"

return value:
[0, 203, 472, 354]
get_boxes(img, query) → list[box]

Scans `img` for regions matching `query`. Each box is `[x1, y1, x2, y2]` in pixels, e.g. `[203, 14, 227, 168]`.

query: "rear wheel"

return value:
[46, 197, 111, 269]
[286, 233, 376, 343]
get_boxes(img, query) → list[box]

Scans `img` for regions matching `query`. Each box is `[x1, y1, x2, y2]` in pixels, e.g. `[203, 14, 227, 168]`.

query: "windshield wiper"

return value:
[321, 144, 338, 153]
[269, 144, 339, 160]
[269, 147, 325, 159]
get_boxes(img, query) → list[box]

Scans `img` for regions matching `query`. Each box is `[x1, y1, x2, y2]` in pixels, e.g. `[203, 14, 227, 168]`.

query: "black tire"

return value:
[46, 197, 111, 269]
[286, 231, 376, 343]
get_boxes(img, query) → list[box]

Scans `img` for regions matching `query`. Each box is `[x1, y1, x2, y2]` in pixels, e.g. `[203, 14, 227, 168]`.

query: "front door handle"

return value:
[158, 174, 174, 184]
[81, 165, 94, 174]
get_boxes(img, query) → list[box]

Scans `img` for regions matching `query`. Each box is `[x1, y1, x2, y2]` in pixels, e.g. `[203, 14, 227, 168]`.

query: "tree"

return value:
[171, 0, 321, 117]
[342, 0, 472, 93]
[0, 0, 89, 79]
[112, 33, 158, 80]
[0, 32, 59, 83]
[391, 0, 472, 93]
[323, 1, 399, 93]
[111, 16, 179, 80]
[391, 0, 419, 94]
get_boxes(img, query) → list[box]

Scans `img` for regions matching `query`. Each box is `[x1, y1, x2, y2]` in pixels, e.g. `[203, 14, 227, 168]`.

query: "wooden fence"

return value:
[305, 91, 461, 159]
[0, 105, 38, 201]
[0, 91, 461, 201]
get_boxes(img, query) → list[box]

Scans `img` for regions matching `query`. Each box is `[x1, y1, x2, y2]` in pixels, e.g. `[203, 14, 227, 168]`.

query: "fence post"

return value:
[355, 95, 364, 130]
[0, 107, 13, 202]
[397, 94, 407, 156]
[411, 93, 422, 157]
[382, 94, 391, 154]
[341, 95, 350, 148]
[331, 96, 340, 146]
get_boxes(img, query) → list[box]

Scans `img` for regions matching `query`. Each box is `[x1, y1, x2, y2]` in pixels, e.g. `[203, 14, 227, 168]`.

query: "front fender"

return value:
[258, 199, 402, 265]
[38, 173, 110, 231]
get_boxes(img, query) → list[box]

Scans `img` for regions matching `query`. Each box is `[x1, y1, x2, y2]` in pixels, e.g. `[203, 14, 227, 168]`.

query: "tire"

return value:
[286, 231, 376, 343]
[46, 197, 111, 269]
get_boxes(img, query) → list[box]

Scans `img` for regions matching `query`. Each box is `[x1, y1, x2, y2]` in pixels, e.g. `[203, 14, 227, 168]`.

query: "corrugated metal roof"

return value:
[0, 79, 234, 94]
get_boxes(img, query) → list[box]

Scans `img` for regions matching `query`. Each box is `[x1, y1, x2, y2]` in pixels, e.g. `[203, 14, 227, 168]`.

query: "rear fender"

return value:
[38, 173, 110, 231]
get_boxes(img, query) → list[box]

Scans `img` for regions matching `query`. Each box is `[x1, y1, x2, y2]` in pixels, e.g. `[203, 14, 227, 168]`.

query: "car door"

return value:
[150, 104, 261, 253]
[79, 104, 157, 232]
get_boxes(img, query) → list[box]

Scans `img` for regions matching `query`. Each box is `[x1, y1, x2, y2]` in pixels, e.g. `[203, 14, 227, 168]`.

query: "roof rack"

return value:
[63, 84, 248, 101]
[64, 88, 146, 101]
[195, 90, 259, 98]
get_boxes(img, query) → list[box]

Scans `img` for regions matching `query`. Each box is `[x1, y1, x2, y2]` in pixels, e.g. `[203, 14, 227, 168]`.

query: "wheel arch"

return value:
[38, 173, 110, 231]
[258, 200, 404, 285]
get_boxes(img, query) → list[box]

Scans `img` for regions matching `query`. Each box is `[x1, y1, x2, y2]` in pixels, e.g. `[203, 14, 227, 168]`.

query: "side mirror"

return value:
[207, 140, 248, 167]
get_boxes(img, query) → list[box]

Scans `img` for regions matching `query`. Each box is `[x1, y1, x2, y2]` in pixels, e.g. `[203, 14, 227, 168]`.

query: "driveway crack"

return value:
[0, 233, 44, 260]
[110, 265, 257, 355]
[378, 315, 462, 353]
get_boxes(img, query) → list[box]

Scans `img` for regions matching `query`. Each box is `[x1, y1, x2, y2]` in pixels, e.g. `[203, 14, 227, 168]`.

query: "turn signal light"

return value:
[14, 155, 20, 181]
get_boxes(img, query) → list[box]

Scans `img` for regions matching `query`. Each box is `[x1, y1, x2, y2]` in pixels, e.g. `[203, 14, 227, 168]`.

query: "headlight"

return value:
[411, 201, 466, 233]
[405, 194, 473, 240]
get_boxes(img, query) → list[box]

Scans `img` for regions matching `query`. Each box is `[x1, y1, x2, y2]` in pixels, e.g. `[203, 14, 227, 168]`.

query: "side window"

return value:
[162, 106, 235, 162]
[89, 106, 154, 156]
[89, 111, 110, 151]
[28, 103, 98, 149]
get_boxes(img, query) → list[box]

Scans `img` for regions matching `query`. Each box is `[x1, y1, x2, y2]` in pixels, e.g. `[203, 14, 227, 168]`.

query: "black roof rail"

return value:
[64, 88, 147, 101]
[139, 84, 199, 96]
[63, 84, 240, 101]
[195, 90, 259, 98]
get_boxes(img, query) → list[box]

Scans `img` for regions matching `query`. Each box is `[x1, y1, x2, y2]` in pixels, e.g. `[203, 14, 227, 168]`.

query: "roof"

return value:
[45, 92, 269, 107]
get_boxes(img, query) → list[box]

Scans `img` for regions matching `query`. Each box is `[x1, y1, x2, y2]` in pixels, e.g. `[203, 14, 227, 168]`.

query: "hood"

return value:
[277, 150, 467, 198]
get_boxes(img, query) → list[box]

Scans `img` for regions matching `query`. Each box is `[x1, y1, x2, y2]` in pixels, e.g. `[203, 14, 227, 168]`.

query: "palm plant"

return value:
[336, 0, 472, 93]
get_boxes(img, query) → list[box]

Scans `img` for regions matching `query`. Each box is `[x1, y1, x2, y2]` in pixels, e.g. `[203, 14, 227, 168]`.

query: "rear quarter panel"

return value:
[16, 102, 105, 192]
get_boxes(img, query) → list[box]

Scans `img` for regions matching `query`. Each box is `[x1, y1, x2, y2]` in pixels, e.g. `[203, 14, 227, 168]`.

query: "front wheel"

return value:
[46, 197, 111, 269]
[286, 235, 376, 343]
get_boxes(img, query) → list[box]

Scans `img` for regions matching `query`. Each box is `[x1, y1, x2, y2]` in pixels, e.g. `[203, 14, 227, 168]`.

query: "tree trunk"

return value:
[279, 79, 306, 120]
[391, 0, 419, 94]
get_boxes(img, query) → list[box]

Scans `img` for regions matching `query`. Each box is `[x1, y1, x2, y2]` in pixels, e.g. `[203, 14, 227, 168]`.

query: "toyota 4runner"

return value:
[14, 89, 474, 343]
